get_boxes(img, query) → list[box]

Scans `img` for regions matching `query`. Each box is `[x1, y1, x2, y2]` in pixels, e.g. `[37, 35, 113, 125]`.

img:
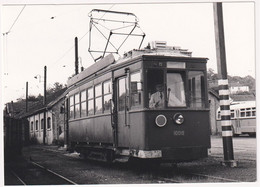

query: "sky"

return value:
[0, 0, 257, 105]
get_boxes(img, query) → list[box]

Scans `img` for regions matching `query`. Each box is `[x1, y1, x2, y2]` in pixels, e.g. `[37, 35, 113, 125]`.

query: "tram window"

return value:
[240, 111, 245, 118]
[252, 111, 256, 116]
[41, 119, 44, 130]
[130, 71, 142, 107]
[88, 87, 94, 115]
[75, 93, 80, 118]
[147, 69, 164, 109]
[188, 71, 205, 108]
[69, 96, 74, 119]
[103, 80, 112, 112]
[81, 91, 87, 117]
[35, 120, 38, 131]
[47, 117, 51, 129]
[167, 72, 186, 107]
[246, 111, 251, 117]
[95, 84, 103, 114]
[118, 78, 127, 111]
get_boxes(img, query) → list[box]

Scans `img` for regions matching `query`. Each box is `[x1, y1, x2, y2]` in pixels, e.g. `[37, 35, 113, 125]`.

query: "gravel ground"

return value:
[5, 136, 257, 185]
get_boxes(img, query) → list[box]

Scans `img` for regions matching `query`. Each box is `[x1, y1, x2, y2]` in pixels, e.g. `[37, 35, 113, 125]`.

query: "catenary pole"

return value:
[26, 82, 28, 112]
[213, 2, 237, 167]
[43, 66, 47, 145]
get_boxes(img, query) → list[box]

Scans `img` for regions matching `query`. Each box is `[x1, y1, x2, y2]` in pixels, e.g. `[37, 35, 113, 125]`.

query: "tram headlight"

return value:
[173, 113, 184, 125]
[155, 115, 167, 127]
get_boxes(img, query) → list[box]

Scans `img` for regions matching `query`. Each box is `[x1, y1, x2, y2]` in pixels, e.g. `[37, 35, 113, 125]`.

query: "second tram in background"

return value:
[217, 101, 256, 137]
[65, 41, 211, 163]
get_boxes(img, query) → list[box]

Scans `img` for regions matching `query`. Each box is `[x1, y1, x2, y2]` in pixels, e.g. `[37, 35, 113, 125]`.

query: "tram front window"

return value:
[148, 70, 186, 109]
[166, 72, 186, 107]
[148, 69, 164, 109]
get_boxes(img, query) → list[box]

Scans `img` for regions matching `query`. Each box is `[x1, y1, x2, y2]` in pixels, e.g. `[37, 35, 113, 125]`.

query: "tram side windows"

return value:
[188, 71, 206, 108]
[75, 93, 80, 118]
[130, 71, 142, 108]
[69, 96, 74, 119]
[81, 90, 87, 117]
[103, 80, 112, 113]
[88, 87, 94, 115]
[95, 84, 103, 114]
[30, 121, 34, 132]
[240, 108, 246, 118]
[252, 107, 256, 116]
[166, 72, 186, 107]
[147, 69, 164, 109]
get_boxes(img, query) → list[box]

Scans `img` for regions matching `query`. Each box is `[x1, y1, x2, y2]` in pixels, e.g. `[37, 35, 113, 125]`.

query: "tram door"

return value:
[115, 76, 130, 148]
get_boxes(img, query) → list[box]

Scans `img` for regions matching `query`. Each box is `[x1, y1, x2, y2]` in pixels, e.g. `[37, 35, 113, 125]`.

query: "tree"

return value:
[47, 82, 65, 95]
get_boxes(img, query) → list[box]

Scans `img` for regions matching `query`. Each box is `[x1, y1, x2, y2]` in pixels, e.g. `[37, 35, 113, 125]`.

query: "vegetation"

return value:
[207, 68, 256, 101]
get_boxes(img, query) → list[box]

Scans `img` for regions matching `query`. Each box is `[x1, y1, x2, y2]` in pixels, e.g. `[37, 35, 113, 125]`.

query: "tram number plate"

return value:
[173, 130, 185, 136]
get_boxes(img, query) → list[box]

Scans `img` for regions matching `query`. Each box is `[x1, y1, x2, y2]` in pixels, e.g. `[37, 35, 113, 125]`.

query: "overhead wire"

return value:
[3, 5, 26, 79]
[50, 4, 115, 68]
[6, 5, 26, 34]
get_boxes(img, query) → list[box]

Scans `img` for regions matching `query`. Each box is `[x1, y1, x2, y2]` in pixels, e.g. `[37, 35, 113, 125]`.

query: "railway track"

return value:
[6, 159, 78, 185]
[158, 172, 241, 183]
[23, 146, 254, 184]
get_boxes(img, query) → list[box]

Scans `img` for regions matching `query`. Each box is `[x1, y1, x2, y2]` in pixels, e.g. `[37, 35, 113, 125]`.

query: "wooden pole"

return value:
[213, 2, 237, 167]
[43, 66, 47, 145]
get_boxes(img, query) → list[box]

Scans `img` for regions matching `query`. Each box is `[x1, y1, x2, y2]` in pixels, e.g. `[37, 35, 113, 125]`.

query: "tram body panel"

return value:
[69, 116, 114, 144]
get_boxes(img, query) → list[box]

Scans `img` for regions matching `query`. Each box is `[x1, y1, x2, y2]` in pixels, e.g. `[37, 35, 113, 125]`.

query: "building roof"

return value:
[5, 88, 67, 119]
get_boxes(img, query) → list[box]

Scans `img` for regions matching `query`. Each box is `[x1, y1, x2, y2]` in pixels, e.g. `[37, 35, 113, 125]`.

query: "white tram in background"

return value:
[217, 101, 256, 137]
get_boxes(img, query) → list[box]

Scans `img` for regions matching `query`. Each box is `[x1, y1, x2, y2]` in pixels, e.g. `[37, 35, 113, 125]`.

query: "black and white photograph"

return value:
[1, 0, 258, 186]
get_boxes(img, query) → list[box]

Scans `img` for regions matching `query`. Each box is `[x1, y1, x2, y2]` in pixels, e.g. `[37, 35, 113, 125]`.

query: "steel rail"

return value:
[30, 161, 78, 185]
[9, 168, 27, 185]
[189, 172, 241, 182]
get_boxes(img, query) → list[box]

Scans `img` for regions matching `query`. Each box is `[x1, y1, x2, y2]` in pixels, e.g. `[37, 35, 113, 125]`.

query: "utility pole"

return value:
[43, 66, 47, 145]
[213, 2, 237, 167]
[26, 82, 28, 112]
[75, 37, 79, 75]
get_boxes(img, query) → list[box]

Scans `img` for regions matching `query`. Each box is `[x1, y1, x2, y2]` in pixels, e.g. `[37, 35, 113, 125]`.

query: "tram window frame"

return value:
[103, 80, 112, 113]
[240, 109, 246, 118]
[95, 84, 103, 114]
[87, 87, 94, 116]
[188, 71, 206, 108]
[69, 95, 74, 119]
[130, 71, 142, 108]
[252, 107, 256, 116]
[246, 110, 251, 117]
[147, 69, 164, 109]
[166, 71, 186, 108]
[75, 93, 80, 118]
[118, 77, 127, 111]
[81, 90, 87, 117]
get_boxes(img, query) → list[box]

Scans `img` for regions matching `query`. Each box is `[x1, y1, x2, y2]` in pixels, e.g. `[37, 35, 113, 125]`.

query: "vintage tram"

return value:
[217, 101, 256, 137]
[66, 42, 211, 163]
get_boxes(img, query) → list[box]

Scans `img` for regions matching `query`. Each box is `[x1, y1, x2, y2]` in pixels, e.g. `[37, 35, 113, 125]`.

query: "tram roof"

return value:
[230, 101, 256, 109]
[67, 44, 208, 87]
